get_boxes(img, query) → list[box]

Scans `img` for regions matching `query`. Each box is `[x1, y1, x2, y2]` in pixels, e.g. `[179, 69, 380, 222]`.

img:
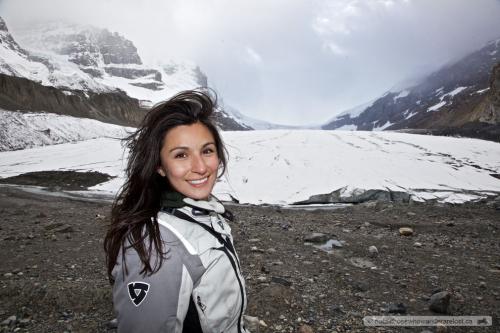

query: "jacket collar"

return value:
[161, 191, 225, 214]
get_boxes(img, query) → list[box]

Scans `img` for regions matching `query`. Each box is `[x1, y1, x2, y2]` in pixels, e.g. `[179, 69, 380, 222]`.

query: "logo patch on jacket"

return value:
[127, 282, 150, 306]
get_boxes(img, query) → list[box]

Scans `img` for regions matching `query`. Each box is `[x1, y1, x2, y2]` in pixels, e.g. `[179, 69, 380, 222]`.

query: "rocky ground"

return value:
[0, 171, 499, 332]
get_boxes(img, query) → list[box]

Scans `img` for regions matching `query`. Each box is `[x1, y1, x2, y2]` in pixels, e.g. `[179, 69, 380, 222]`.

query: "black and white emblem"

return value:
[127, 282, 150, 306]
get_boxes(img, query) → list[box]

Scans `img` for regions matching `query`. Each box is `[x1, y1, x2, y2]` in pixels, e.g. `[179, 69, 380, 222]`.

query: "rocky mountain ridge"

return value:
[323, 38, 500, 141]
[0, 17, 249, 130]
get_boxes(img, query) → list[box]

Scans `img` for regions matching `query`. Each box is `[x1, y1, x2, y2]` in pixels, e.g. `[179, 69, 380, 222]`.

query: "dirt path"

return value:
[0, 185, 499, 332]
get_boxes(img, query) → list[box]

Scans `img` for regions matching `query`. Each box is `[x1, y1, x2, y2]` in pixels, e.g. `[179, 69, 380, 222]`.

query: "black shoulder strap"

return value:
[171, 209, 237, 257]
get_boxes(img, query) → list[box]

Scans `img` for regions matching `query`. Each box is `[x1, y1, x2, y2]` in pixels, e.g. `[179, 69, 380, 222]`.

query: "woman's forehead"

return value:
[163, 123, 215, 149]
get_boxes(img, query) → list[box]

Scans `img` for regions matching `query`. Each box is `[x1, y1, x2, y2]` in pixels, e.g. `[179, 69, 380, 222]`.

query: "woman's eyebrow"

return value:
[168, 146, 188, 153]
[168, 142, 215, 153]
[202, 142, 216, 148]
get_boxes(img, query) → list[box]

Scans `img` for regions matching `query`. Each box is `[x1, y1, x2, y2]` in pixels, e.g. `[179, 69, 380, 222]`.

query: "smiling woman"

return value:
[104, 90, 250, 332]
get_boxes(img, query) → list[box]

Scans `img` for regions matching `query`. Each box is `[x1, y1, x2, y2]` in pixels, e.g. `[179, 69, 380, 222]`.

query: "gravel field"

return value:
[0, 172, 499, 333]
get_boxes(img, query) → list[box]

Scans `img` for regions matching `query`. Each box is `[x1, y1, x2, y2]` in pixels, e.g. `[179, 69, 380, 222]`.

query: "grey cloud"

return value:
[1, 0, 500, 125]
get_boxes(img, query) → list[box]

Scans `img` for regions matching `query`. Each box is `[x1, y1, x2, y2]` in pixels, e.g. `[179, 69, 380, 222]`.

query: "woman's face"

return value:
[157, 122, 220, 200]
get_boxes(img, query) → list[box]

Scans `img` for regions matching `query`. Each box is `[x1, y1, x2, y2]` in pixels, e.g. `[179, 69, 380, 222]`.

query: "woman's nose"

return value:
[191, 154, 207, 174]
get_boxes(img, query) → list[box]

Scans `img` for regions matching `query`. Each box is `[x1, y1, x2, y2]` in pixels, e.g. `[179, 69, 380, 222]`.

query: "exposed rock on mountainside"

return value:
[324, 38, 500, 141]
[0, 73, 145, 126]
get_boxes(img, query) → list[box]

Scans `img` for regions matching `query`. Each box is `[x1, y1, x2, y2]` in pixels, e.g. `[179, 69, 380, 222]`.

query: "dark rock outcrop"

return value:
[0, 73, 252, 130]
[96, 30, 142, 65]
[293, 187, 411, 205]
[0, 73, 145, 126]
[103, 67, 162, 81]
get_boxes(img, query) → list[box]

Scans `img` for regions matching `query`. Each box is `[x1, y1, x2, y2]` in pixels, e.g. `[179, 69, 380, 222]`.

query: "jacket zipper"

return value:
[216, 246, 245, 333]
[170, 209, 245, 332]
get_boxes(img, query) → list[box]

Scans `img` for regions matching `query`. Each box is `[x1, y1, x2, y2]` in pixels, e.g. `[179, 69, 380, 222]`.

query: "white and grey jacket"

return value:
[112, 197, 249, 333]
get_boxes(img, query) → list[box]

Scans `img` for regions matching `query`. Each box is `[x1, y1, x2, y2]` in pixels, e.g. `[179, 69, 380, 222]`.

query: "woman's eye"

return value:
[203, 148, 214, 155]
[174, 152, 187, 159]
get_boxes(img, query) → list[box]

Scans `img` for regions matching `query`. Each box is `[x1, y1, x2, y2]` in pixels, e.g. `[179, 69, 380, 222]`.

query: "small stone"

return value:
[54, 225, 74, 233]
[414, 242, 423, 247]
[3, 273, 13, 278]
[388, 303, 407, 314]
[330, 240, 344, 248]
[429, 291, 450, 314]
[303, 261, 314, 265]
[1, 315, 17, 326]
[256, 276, 267, 283]
[454, 292, 465, 304]
[105, 318, 118, 330]
[248, 238, 260, 243]
[243, 316, 259, 332]
[281, 223, 290, 230]
[266, 248, 277, 253]
[259, 320, 267, 327]
[407, 212, 416, 216]
[271, 261, 283, 266]
[18, 318, 30, 327]
[353, 281, 369, 292]
[399, 227, 414, 236]
[44, 222, 64, 230]
[368, 246, 378, 257]
[298, 324, 314, 333]
[304, 233, 329, 243]
[17, 272, 23, 276]
[271, 276, 292, 287]
[479, 281, 487, 289]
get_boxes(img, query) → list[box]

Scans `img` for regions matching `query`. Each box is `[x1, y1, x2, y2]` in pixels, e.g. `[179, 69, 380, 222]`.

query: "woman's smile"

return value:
[188, 177, 209, 186]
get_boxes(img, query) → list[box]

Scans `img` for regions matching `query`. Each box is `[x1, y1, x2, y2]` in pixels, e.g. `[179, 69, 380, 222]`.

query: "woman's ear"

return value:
[157, 167, 166, 177]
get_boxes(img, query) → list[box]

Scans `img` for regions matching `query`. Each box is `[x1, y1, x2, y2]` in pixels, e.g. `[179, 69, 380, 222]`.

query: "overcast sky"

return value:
[1, 0, 500, 125]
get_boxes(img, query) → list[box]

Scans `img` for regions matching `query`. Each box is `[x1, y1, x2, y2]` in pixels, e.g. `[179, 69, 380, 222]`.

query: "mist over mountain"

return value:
[323, 37, 500, 141]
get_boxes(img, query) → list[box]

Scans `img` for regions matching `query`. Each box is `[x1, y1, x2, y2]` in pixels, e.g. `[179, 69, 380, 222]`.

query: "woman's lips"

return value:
[187, 177, 208, 187]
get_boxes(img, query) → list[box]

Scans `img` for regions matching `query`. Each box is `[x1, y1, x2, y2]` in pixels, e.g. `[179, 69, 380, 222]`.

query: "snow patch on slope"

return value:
[427, 101, 447, 112]
[0, 109, 132, 151]
[394, 90, 409, 101]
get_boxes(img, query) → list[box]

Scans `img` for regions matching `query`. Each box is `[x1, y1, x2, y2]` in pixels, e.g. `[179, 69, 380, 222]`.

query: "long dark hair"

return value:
[104, 89, 228, 282]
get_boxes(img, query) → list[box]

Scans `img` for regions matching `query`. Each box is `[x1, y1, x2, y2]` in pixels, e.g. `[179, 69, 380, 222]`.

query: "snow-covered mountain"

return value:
[323, 38, 500, 141]
[0, 18, 109, 92]
[0, 17, 251, 130]
[12, 21, 207, 106]
[224, 105, 305, 130]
